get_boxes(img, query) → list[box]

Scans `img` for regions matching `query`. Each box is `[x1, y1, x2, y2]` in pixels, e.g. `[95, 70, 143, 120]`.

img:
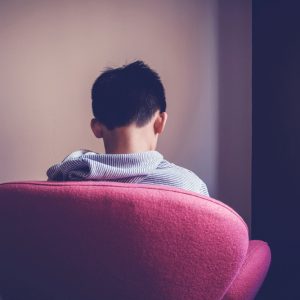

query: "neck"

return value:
[102, 126, 158, 154]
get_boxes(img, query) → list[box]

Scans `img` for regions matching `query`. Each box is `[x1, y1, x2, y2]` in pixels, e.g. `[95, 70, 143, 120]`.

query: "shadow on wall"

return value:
[216, 0, 252, 231]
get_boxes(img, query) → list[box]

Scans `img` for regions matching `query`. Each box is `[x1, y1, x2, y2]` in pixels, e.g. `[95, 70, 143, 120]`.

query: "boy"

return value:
[47, 61, 209, 196]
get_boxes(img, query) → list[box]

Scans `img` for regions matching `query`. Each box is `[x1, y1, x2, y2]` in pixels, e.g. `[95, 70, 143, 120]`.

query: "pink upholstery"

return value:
[223, 240, 271, 300]
[0, 181, 271, 300]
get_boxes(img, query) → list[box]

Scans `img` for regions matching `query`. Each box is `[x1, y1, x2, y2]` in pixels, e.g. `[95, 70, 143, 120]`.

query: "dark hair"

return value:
[91, 60, 166, 130]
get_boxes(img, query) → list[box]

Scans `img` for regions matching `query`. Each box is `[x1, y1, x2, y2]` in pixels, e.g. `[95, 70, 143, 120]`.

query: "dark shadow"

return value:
[216, 0, 252, 230]
[252, 1, 300, 298]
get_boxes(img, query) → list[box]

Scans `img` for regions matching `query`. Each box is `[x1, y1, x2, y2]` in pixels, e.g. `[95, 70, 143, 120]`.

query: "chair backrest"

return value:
[0, 181, 249, 300]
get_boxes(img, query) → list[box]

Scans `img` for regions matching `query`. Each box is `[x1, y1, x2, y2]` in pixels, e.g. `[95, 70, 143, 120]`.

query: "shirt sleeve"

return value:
[187, 170, 210, 196]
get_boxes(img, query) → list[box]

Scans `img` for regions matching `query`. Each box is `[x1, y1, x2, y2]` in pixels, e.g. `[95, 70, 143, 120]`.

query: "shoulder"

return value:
[174, 165, 209, 195]
[153, 160, 210, 196]
[47, 149, 96, 181]
[61, 149, 96, 162]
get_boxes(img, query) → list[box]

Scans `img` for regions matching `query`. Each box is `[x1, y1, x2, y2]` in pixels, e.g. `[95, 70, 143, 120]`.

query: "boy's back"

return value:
[47, 150, 209, 196]
[47, 61, 209, 196]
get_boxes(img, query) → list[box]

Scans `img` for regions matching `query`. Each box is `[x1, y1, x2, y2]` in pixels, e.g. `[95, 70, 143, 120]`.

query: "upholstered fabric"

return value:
[0, 181, 271, 300]
[223, 240, 272, 300]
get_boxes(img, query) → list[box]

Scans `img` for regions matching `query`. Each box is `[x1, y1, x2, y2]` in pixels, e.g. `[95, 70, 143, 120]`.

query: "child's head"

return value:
[90, 61, 168, 153]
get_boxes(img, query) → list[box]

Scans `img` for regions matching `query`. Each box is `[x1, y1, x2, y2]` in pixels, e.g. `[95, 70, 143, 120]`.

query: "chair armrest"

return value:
[222, 240, 271, 300]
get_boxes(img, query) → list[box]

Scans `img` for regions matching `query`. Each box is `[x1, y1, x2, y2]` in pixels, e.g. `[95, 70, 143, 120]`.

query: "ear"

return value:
[90, 118, 103, 138]
[154, 112, 168, 134]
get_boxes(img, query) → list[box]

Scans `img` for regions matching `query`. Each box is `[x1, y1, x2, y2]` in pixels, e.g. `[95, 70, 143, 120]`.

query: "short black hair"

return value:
[91, 60, 166, 130]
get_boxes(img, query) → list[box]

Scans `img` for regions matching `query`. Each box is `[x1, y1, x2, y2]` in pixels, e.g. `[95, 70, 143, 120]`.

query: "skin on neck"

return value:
[91, 111, 168, 154]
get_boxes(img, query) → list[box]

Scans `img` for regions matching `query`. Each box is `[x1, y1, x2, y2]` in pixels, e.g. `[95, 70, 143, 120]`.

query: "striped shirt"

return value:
[47, 150, 209, 196]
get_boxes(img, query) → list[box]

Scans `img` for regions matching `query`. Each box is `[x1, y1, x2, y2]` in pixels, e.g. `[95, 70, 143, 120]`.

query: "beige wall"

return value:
[0, 0, 251, 228]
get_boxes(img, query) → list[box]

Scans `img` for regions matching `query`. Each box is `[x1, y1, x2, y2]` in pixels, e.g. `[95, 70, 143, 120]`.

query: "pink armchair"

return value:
[0, 181, 271, 300]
